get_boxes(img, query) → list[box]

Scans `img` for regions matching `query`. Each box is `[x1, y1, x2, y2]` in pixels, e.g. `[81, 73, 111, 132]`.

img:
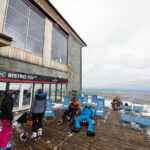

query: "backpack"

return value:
[0, 95, 5, 114]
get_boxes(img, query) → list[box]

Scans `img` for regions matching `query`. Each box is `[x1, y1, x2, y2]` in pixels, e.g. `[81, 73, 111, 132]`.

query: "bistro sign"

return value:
[0, 70, 68, 84]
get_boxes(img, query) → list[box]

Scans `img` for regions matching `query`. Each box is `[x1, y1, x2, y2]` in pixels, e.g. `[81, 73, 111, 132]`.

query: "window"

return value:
[3, 0, 45, 56]
[9, 83, 21, 110]
[51, 84, 56, 102]
[51, 26, 68, 65]
[0, 82, 6, 96]
[22, 83, 32, 108]
[43, 84, 50, 99]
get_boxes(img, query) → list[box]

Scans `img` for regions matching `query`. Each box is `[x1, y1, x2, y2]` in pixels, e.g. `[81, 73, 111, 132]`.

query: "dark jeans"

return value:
[32, 113, 44, 132]
[62, 108, 78, 120]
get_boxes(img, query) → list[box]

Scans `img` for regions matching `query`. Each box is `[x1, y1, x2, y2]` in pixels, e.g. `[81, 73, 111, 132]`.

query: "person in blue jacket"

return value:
[72, 102, 95, 136]
[30, 89, 47, 141]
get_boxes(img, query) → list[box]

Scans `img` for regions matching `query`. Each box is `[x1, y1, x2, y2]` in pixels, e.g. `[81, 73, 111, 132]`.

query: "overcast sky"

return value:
[50, 0, 150, 90]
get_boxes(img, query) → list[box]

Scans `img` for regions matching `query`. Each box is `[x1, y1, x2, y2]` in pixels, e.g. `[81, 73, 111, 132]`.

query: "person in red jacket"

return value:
[58, 97, 81, 125]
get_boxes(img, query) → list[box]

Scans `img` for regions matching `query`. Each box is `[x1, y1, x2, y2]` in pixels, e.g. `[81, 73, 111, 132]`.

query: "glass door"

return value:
[9, 83, 21, 110]
[43, 84, 50, 99]
[33, 84, 42, 98]
[62, 84, 66, 102]
[51, 84, 56, 102]
[56, 84, 61, 102]
[21, 83, 33, 109]
[0, 82, 6, 96]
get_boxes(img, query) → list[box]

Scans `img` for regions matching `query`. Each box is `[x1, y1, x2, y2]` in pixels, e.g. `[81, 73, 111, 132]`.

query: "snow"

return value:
[53, 103, 62, 109]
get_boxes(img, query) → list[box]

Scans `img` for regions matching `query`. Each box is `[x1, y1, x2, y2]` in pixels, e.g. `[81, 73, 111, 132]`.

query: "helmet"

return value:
[20, 132, 28, 143]
[85, 102, 90, 106]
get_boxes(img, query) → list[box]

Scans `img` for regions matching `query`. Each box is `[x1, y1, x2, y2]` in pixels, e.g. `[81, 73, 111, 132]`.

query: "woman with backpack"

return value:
[0, 90, 16, 149]
[30, 89, 47, 141]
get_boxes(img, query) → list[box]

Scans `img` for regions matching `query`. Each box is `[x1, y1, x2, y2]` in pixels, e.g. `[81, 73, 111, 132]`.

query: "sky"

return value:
[50, 0, 150, 90]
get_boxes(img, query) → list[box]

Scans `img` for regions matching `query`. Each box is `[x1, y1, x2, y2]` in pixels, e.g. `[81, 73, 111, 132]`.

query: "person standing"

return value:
[0, 90, 16, 149]
[30, 89, 47, 141]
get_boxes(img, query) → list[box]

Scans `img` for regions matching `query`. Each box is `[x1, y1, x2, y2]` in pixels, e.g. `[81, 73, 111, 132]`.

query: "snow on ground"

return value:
[53, 103, 62, 109]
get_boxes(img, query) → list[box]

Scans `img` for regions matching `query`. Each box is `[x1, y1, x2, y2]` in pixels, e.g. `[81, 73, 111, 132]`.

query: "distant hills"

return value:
[82, 88, 150, 95]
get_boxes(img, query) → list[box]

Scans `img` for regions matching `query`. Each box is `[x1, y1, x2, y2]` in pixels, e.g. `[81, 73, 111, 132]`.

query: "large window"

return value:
[9, 83, 21, 110]
[0, 82, 6, 96]
[3, 0, 45, 56]
[51, 26, 68, 65]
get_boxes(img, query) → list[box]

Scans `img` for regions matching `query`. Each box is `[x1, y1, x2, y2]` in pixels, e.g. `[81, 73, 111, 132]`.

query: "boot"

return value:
[68, 119, 74, 126]
[71, 127, 80, 132]
[58, 119, 64, 125]
[30, 132, 37, 141]
[37, 128, 42, 140]
[87, 131, 95, 136]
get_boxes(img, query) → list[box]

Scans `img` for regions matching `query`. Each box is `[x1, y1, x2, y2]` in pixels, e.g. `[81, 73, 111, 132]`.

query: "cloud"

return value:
[50, 0, 150, 90]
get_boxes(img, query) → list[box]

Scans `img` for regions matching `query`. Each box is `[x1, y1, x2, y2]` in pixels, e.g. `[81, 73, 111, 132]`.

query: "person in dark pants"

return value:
[30, 89, 47, 141]
[58, 97, 81, 125]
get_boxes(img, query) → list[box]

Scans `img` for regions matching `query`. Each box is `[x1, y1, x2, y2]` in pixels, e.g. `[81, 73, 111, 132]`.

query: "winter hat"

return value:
[20, 132, 28, 143]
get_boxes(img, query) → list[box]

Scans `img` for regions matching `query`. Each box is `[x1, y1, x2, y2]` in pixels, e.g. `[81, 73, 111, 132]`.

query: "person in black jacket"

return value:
[0, 90, 16, 149]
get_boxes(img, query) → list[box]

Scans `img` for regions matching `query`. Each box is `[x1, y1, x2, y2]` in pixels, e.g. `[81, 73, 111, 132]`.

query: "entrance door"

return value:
[21, 83, 33, 109]
[56, 84, 61, 102]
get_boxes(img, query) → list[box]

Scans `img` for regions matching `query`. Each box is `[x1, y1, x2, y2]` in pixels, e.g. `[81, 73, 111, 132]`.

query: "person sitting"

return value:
[72, 102, 95, 136]
[111, 97, 123, 110]
[58, 97, 81, 125]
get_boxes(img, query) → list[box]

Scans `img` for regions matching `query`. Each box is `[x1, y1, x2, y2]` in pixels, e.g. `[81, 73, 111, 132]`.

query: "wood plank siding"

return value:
[0, 0, 7, 32]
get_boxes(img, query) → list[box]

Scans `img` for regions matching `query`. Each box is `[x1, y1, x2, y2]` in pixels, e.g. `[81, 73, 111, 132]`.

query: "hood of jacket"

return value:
[35, 93, 46, 100]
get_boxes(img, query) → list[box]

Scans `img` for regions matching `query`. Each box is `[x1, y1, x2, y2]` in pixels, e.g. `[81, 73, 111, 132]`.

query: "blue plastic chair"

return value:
[77, 97, 83, 109]
[45, 98, 55, 119]
[61, 96, 70, 110]
[120, 114, 134, 123]
[135, 117, 150, 127]
[77, 94, 82, 100]
[83, 95, 88, 105]
[133, 106, 143, 112]
[90, 95, 97, 106]
[123, 105, 132, 111]
[96, 99, 105, 117]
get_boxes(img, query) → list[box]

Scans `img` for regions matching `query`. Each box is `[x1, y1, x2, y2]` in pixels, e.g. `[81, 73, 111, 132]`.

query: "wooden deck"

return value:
[11, 107, 150, 150]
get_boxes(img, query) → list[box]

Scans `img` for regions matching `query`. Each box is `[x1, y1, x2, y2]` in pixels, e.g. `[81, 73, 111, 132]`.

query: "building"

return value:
[0, 0, 86, 111]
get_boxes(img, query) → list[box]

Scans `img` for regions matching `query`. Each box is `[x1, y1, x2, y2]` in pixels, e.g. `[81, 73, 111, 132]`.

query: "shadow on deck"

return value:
[11, 107, 150, 150]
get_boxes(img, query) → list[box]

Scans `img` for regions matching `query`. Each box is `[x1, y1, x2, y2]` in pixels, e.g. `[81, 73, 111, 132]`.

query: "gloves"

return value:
[7, 122, 12, 129]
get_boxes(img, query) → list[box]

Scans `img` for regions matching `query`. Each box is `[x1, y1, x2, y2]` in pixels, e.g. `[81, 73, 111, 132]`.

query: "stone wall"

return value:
[67, 35, 82, 95]
[0, 56, 68, 79]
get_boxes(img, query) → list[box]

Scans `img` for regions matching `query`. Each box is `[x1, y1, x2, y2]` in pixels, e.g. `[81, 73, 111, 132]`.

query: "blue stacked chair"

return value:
[83, 95, 88, 105]
[120, 114, 134, 123]
[96, 99, 105, 117]
[61, 96, 70, 110]
[45, 98, 55, 119]
[133, 106, 143, 112]
[90, 95, 97, 106]
[135, 117, 150, 127]
[123, 105, 132, 111]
